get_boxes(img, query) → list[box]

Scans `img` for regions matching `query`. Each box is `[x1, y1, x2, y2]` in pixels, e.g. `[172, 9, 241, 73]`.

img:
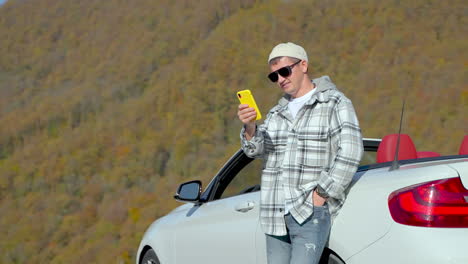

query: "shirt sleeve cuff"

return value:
[317, 171, 346, 200]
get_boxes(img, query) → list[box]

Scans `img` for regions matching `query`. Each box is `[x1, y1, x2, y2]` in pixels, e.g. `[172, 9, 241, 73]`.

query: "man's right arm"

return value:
[238, 104, 264, 158]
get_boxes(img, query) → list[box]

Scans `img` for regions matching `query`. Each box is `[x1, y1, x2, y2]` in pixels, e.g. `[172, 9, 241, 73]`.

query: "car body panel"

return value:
[329, 162, 462, 261]
[447, 159, 468, 188]
[173, 192, 260, 264]
[347, 224, 468, 264]
[137, 214, 178, 264]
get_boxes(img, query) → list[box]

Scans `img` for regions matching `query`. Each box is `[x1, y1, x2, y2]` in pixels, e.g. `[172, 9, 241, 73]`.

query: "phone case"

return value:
[237, 89, 262, 120]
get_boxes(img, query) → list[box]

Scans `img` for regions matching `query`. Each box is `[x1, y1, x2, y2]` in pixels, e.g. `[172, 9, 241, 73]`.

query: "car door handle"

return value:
[235, 201, 255, 213]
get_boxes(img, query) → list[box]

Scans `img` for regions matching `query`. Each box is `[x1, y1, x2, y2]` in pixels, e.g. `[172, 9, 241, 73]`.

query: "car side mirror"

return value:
[174, 180, 202, 203]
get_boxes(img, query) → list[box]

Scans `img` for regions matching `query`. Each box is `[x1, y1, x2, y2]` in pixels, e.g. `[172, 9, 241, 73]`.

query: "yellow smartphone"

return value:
[237, 89, 262, 120]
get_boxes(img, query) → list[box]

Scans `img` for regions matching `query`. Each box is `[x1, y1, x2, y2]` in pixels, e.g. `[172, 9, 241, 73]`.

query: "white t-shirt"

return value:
[288, 87, 316, 119]
[284, 85, 316, 215]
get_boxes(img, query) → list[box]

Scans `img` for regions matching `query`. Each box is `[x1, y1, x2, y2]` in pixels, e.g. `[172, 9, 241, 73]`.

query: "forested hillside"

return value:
[0, 0, 466, 263]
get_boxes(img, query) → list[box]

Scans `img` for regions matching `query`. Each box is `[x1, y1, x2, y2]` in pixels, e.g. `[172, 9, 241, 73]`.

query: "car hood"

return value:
[168, 203, 194, 214]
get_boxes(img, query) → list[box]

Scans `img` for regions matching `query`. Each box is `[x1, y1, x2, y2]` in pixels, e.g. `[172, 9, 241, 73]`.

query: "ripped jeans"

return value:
[266, 205, 331, 264]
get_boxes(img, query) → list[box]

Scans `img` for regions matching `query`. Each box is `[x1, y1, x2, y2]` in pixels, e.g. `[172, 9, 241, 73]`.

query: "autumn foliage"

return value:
[0, 0, 466, 263]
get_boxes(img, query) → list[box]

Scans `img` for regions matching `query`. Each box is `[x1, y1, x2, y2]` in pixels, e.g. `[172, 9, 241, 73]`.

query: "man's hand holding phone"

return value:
[237, 104, 257, 140]
[237, 90, 261, 140]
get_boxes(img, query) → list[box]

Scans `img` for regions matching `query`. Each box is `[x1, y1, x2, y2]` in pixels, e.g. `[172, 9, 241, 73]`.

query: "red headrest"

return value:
[460, 135, 468, 155]
[377, 134, 417, 163]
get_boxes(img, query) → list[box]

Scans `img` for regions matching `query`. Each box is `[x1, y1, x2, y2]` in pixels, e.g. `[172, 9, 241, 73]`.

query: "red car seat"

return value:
[377, 134, 417, 163]
[417, 151, 441, 158]
[460, 135, 468, 155]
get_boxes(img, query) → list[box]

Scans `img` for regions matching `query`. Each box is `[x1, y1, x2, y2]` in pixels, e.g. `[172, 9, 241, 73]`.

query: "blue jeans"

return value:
[266, 205, 331, 264]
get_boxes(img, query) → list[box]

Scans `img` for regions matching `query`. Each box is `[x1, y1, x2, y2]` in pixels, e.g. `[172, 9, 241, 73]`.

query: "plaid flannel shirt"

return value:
[241, 76, 363, 236]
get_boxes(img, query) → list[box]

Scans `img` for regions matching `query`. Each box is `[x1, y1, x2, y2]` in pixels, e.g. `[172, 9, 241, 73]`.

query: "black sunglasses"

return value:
[267, 60, 301, 82]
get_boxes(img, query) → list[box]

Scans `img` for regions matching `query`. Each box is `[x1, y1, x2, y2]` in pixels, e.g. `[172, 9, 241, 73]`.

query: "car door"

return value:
[173, 155, 263, 264]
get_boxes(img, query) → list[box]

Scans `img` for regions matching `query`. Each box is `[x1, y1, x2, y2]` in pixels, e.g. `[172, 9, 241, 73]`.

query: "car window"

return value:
[360, 150, 377, 166]
[220, 158, 263, 199]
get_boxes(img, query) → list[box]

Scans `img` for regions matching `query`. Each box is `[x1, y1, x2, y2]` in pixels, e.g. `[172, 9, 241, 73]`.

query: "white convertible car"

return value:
[136, 135, 468, 264]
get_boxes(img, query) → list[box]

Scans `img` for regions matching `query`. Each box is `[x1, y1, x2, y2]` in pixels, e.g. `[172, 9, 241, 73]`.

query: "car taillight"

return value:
[388, 177, 468, 227]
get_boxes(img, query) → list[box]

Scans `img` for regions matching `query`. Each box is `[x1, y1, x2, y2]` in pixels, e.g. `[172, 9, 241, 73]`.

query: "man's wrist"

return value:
[244, 123, 256, 139]
[315, 185, 329, 199]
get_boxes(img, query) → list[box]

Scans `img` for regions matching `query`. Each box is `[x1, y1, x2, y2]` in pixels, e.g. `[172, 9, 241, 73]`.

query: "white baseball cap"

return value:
[268, 42, 308, 63]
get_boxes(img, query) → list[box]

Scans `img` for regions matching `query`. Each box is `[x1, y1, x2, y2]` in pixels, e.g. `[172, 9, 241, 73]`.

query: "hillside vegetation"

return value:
[0, 0, 467, 263]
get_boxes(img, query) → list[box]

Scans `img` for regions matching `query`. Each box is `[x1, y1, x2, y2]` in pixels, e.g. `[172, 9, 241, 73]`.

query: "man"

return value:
[238, 42, 363, 264]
